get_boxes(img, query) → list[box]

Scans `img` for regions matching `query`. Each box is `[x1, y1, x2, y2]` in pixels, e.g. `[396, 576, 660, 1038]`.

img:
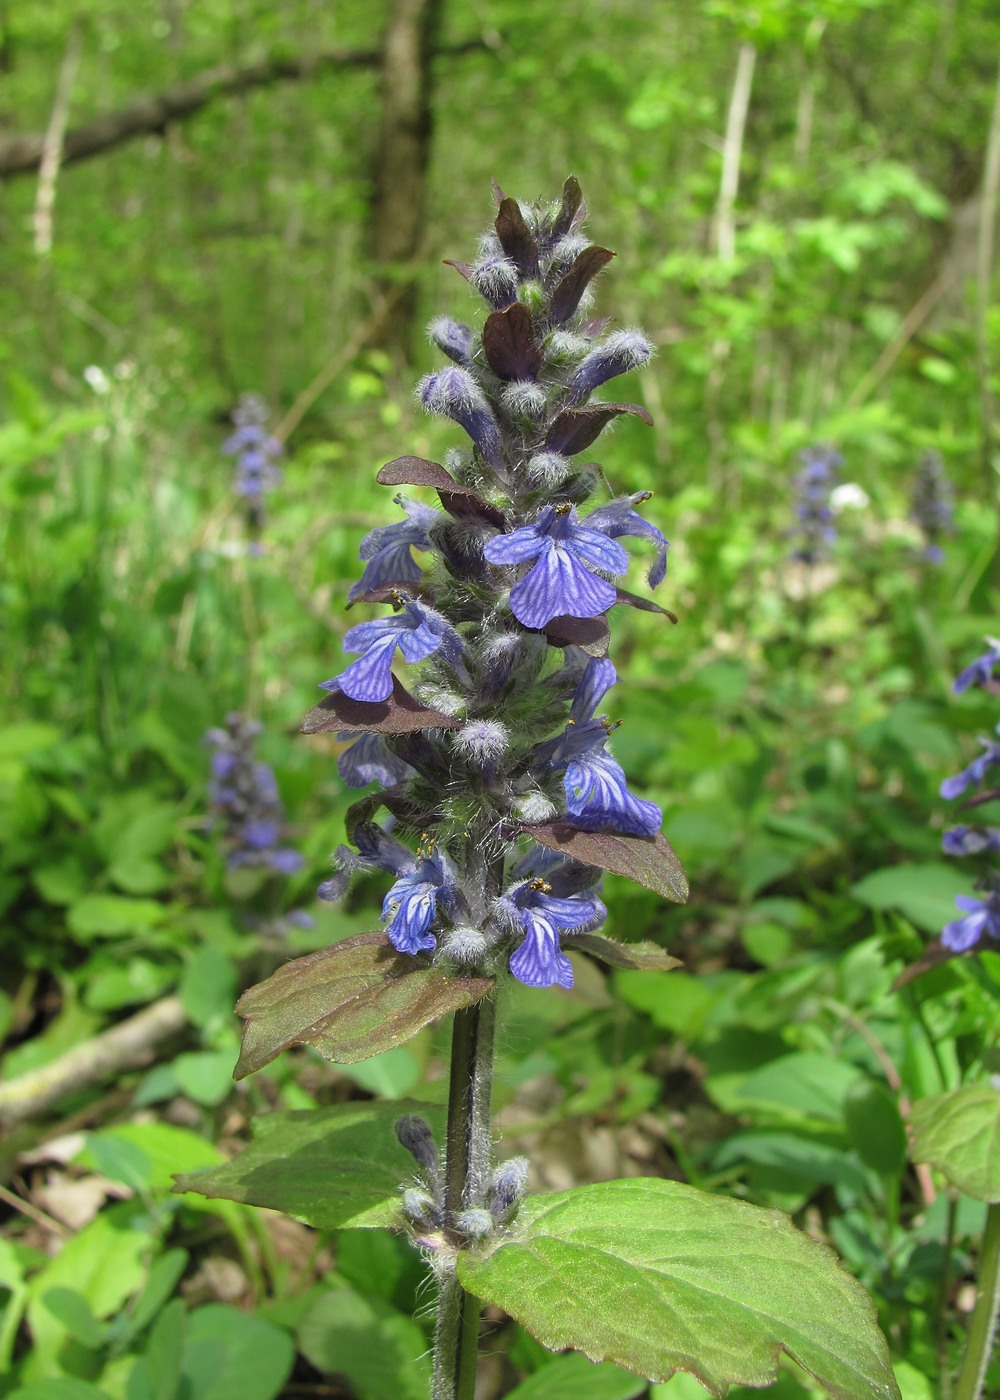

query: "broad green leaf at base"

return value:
[173, 1099, 444, 1229]
[456, 1179, 899, 1400]
[910, 1083, 1000, 1202]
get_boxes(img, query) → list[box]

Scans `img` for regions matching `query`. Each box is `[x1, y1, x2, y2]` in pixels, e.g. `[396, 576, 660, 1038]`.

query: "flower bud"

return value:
[419, 367, 503, 468]
[453, 720, 509, 769]
[427, 317, 475, 365]
[489, 1157, 529, 1220]
[568, 329, 652, 403]
[526, 451, 572, 489]
[455, 1208, 494, 1239]
[442, 925, 491, 964]
[471, 255, 519, 309]
[395, 1115, 438, 1176]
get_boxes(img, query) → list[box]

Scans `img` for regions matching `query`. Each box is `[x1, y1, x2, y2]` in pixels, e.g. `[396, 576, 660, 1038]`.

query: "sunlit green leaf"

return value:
[457, 1180, 899, 1398]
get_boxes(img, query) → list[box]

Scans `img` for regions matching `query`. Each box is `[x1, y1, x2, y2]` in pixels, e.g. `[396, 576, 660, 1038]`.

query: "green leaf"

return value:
[7, 1383, 114, 1400]
[456, 1180, 899, 1398]
[296, 1289, 430, 1400]
[525, 825, 688, 902]
[910, 1083, 1000, 1202]
[174, 1099, 445, 1229]
[733, 1053, 862, 1123]
[66, 894, 167, 941]
[711, 1133, 869, 1197]
[180, 944, 238, 1035]
[503, 1351, 646, 1400]
[85, 1122, 224, 1190]
[850, 864, 969, 936]
[234, 933, 492, 1076]
[338, 1045, 420, 1099]
[173, 1050, 239, 1106]
[843, 1080, 907, 1178]
[144, 1298, 187, 1400]
[38, 1289, 106, 1350]
[565, 933, 682, 972]
[180, 1305, 294, 1400]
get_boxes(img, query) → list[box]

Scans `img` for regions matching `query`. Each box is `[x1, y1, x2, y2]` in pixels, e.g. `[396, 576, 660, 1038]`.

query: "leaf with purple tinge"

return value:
[443, 259, 473, 282]
[483, 305, 542, 382]
[565, 933, 682, 971]
[549, 246, 615, 324]
[545, 403, 653, 456]
[234, 932, 493, 1076]
[544, 613, 611, 657]
[525, 822, 688, 903]
[495, 198, 539, 277]
[301, 677, 462, 736]
[552, 175, 586, 239]
[377, 456, 506, 527]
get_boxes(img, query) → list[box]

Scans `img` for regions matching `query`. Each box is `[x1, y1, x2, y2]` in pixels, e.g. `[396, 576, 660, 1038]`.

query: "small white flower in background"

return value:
[83, 365, 110, 395]
[830, 482, 870, 512]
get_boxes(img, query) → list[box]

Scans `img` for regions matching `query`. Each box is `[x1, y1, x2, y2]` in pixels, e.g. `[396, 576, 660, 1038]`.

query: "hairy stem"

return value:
[433, 995, 497, 1400]
[954, 1199, 1000, 1400]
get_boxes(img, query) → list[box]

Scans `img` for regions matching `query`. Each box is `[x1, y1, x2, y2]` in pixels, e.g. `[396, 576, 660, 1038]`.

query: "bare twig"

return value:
[976, 54, 1000, 503]
[0, 996, 186, 1130]
[32, 21, 82, 255]
[0, 1181, 71, 1237]
[844, 269, 952, 410]
[0, 39, 485, 178]
[272, 277, 416, 443]
[713, 42, 756, 262]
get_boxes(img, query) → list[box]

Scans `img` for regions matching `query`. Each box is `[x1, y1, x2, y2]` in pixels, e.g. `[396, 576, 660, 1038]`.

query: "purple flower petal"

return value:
[338, 634, 399, 702]
[509, 543, 619, 628]
[510, 912, 574, 988]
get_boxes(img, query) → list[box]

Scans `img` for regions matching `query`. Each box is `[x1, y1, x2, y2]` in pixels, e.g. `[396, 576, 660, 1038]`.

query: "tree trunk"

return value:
[370, 0, 443, 365]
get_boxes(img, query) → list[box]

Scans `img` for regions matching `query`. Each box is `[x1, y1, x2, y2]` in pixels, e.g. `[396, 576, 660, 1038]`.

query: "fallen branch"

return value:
[0, 38, 485, 178]
[0, 995, 186, 1129]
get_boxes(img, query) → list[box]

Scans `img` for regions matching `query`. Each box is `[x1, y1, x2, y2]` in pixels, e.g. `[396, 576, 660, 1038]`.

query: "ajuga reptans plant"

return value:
[181, 182, 901, 1400]
[939, 640, 1000, 951]
[314, 180, 678, 992]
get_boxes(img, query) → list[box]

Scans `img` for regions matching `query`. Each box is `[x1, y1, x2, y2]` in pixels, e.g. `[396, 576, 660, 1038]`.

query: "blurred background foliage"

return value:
[1, 0, 999, 1397]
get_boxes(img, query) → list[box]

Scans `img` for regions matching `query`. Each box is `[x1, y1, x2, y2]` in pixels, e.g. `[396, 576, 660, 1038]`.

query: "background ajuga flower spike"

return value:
[314, 178, 686, 990]
[223, 392, 283, 547]
[939, 642, 1000, 954]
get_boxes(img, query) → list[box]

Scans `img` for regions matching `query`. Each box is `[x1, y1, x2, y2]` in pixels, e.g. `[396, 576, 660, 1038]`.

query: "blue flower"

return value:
[584, 492, 669, 588]
[500, 878, 606, 989]
[337, 732, 415, 788]
[350, 496, 440, 602]
[789, 446, 842, 565]
[942, 826, 1000, 856]
[205, 716, 303, 873]
[942, 891, 1000, 953]
[940, 727, 1000, 800]
[382, 846, 457, 955]
[954, 645, 1000, 695]
[538, 657, 662, 836]
[910, 450, 955, 565]
[223, 394, 283, 506]
[483, 504, 629, 628]
[318, 821, 417, 901]
[323, 601, 464, 704]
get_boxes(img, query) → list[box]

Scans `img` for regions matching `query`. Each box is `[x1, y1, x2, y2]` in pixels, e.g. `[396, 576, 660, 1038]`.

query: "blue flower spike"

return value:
[315, 181, 684, 993]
